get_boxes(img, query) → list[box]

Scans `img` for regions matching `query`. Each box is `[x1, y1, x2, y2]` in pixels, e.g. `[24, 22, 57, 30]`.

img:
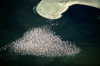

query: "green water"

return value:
[0, 0, 100, 66]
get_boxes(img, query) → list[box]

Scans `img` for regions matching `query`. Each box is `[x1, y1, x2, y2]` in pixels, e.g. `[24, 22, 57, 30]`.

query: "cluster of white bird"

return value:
[0, 25, 80, 57]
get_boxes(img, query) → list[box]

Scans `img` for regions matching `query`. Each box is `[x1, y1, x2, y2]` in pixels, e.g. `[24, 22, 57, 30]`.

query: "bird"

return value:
[0, 25, 80, 57]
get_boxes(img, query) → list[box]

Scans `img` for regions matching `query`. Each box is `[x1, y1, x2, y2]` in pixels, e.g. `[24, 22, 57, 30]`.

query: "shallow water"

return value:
[0, 0, 100, 66]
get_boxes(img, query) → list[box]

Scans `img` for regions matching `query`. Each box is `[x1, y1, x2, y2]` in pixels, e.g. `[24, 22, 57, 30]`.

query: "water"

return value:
[0, 0, 100, 66]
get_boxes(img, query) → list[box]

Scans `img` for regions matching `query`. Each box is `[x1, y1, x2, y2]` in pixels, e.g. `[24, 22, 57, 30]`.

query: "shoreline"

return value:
[35, 0, 100, 19]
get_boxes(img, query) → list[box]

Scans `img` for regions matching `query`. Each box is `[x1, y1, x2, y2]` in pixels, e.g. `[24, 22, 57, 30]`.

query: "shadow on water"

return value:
[0, 0, 100, 66]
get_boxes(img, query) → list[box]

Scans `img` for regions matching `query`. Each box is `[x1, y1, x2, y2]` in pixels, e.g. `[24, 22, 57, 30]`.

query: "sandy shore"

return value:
[35, 0, 100, 19]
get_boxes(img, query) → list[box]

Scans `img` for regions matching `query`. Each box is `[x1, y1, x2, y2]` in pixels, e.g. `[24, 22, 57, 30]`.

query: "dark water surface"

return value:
[0, 0, 100, 66]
